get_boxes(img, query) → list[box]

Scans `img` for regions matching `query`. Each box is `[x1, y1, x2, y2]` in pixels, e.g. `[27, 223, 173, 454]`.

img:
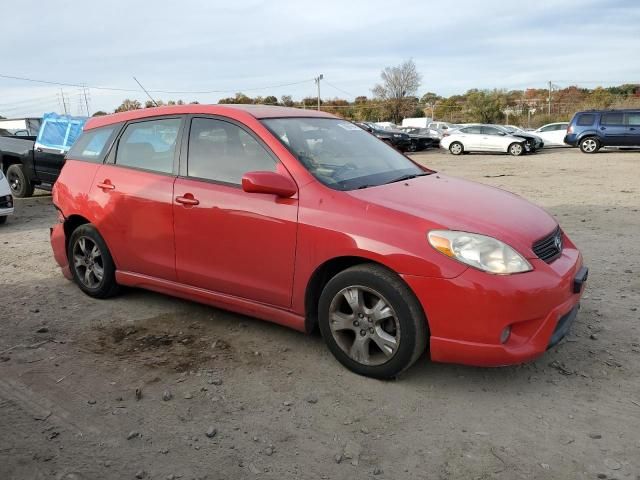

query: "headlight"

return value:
[428, 230, 532, 274]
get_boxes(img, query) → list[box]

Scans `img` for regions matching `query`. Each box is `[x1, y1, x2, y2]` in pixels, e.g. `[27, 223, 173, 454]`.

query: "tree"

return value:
[264, 95, 278, 105]
[114, 99, 142, 112]
[92, 111, 108, 116]
[280, 95, 294, 107]
[466, 89, 507, 123]
[371, 59, 422, 123]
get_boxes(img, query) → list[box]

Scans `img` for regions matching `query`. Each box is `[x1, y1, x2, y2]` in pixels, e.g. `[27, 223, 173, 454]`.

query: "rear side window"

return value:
[187, 118, 276, 184]
[601, 113, 624, 126]
[576, 114, 595, 126]
[626, 112, 640, 126]
[115, 118, 181, 174]
[67, 126, 117, 162]
[461, 126, 481, 134]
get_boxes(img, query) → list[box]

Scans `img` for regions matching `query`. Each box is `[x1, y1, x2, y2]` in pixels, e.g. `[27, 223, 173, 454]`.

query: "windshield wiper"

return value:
[384, 172, 431, 185]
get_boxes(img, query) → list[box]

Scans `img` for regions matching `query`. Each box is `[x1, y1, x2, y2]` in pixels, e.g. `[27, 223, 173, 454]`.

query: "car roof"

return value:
[85, 104, 336, 131]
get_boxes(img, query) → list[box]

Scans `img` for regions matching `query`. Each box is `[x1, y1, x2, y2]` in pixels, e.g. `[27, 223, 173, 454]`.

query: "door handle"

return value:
[176, 194, 199, 206]
[630, 127, 637, 131]
[600, 127, 606, 130]
[97, 180, 115, 190]
[36, 147, 43, 152]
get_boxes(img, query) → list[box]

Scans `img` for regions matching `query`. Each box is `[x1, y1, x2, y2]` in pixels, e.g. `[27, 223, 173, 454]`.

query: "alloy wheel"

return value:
[450, 143, 462, 155]
[72, 236, 104, 289]
[582, 138, 597, 153]
[7, 170, 21, 194]
[328, 286, 400, 366]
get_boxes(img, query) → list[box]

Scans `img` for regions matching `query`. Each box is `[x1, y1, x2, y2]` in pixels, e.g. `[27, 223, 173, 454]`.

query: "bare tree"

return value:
[372, 59, 422, 123]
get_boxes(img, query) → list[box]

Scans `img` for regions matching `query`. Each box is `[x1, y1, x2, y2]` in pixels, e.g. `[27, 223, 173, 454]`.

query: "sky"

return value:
[1, 0, 639, 117]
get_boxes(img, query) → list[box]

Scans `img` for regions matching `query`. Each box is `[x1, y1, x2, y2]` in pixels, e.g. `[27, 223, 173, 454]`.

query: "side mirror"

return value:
[242, 171, 297, 198]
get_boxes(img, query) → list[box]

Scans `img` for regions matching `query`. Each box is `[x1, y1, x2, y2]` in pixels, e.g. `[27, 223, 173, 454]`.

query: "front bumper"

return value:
[402, 243, 586, 367]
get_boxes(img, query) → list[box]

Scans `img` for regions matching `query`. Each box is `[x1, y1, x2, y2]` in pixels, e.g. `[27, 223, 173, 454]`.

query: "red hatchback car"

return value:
[50, 105, 588, 378]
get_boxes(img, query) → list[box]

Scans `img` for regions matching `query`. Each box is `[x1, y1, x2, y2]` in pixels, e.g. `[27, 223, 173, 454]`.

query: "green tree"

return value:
[466, 90, 507, 123]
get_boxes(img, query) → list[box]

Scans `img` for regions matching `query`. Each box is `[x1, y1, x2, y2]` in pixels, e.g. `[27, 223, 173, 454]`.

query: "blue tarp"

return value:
[35, 112, 88, 153]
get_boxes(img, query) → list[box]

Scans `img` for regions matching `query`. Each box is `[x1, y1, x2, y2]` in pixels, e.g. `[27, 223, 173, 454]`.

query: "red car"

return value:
[50, 105, 588, 379]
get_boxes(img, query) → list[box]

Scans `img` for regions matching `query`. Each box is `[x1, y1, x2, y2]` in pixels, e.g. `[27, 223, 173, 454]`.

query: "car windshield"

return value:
[261, 118, 428, 190]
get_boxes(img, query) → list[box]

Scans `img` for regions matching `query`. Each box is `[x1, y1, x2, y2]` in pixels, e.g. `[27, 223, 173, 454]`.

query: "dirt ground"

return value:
[1, 147, 639, 480]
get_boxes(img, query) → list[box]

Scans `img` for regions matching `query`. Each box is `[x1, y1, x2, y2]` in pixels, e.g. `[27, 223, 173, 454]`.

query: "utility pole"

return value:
[548, 81, 552, 115]
[59, 89, 68, 115]
[314, 74, 323, 111]
[82, 84, 91, 116]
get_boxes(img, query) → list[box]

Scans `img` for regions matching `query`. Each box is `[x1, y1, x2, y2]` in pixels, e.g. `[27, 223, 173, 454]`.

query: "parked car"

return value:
[498, 125, 544, 151]
[533, 122, 570, 147]
[51, 105, 587, 379]
[0, 169, 14, 224]
[428, 121, 459, 133]
[565, 109, 640, 153]
[0, 117, 42, 137]
[355, 122, 411, 151]
[440, 125, 528, 156]
[399, 127, 441, 151]
[0, 113, 87, 197]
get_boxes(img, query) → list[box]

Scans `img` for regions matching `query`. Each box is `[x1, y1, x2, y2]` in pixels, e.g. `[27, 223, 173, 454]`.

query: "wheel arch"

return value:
[303, 255, 427, 334]
[63, 214, 92, 255]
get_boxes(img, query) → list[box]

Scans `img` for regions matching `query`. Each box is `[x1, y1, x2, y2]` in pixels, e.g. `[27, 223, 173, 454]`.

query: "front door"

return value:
[90, 116, 183, 281]
[625, 112, 640, 146]
[599, 112, 627, 146]
[173, 116, 298, 308]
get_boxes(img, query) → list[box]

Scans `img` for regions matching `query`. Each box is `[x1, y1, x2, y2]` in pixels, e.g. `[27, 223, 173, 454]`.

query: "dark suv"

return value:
[565, 109, 640, 153]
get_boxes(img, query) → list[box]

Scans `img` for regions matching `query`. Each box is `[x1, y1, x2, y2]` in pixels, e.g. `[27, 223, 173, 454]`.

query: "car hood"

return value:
[348, 173, 557, 257]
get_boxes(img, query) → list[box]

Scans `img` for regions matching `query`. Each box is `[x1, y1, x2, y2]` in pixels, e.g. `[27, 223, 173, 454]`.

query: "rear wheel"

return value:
[449, 142, 464, 155]
[6, 164, 34, 198]
[508, 142, 524, 156]
[318, 264, 428, 379]
[68, 224, 119, 299]
[579, 137, 599, 154]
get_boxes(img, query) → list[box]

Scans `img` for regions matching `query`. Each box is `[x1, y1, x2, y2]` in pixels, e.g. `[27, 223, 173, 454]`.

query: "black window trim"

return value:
[107, 115, 186, 177]
[178, 114, 281, 189]
[600, 112, 625, 127]
[66, 122, 124, 164]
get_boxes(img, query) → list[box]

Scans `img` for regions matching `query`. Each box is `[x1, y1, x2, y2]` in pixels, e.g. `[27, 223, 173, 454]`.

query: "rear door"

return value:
[173, 116, 298, 307]
[460, 126, 482, 149]
[90, 116, 184, 280]
[599, 112, 627, 146]
[625, 112, 640, 145]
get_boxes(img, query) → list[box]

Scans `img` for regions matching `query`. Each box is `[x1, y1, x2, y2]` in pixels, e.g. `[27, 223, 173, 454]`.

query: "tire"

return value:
[508, 142, 524, 156]
[579, 137, 600, 154]
[449, 141, 464, 155]
[6, 164, 35, 198]
[67, 224, 119, 299]
[318, 264, 428, 379]
[0, 216, 6, 225]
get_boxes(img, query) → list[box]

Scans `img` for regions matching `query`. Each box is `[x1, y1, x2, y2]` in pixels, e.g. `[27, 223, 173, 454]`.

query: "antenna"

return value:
[133, 76, 159, 107]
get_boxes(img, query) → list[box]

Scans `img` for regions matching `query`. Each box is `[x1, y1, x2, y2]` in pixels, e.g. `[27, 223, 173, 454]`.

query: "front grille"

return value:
[532, 227, 562, 263]
[0, 194, 12, 209]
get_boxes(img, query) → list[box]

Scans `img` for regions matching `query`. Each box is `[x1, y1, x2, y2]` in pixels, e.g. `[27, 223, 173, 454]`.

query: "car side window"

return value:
[482, 126, 501, 135]
[601, 113, 624, 126]
[187, 118, 277, 184]
[67, 126, 117, 163]
[115, 118, 181, 174]
[626, 112, 640, 126]
[461, 126, 481, 134]
[576, 114, 595, 126]
[540, 125, 555, 132]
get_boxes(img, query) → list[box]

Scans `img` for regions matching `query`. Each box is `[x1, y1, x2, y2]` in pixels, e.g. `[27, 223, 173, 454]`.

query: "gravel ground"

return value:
[1, 147, 639, 480]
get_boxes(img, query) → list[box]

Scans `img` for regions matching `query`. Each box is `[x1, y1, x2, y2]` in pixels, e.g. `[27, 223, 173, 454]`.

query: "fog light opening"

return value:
[500, 326, 512, 344]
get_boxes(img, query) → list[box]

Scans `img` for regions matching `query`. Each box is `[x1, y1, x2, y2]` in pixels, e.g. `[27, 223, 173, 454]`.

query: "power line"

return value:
[0, 72, 314, 95]
[324, 80, 356, 98]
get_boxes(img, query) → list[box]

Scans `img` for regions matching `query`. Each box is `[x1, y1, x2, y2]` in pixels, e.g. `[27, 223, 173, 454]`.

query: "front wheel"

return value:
[508, 142, 524, 156]
[449, 142, 464, 155]
[318, 264, 428, 379]
[68, 224, 119, 299]
[579, 137, 600, 154]
[6, 164, 34, 198]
